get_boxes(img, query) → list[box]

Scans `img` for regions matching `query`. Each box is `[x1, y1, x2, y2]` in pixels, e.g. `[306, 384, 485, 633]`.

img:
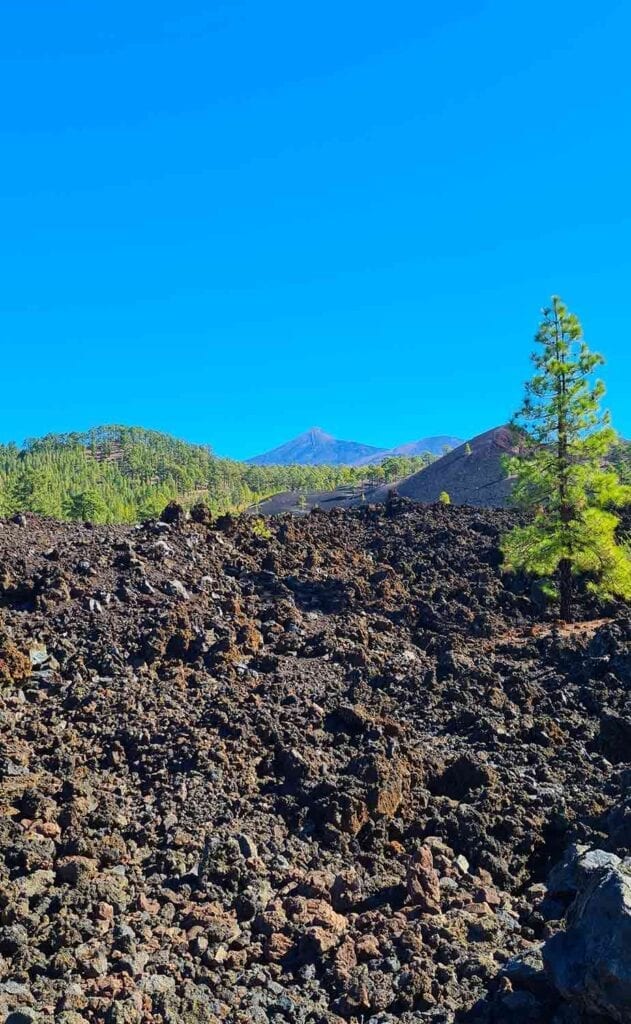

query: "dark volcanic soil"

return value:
[0, 502, 630, 1024]
[372, 428, 517, 510]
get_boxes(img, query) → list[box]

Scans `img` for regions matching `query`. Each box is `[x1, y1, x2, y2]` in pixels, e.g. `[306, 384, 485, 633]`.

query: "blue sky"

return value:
[1, 0, 630, 459]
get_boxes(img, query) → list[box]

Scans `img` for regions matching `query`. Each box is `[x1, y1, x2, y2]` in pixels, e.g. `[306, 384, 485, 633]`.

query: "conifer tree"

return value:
[64, 489, 107, 523]
[502, 297, 631, 621]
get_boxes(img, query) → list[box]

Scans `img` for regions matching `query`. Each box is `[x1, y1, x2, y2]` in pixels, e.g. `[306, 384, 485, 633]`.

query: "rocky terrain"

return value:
[0, 500, 630, 1023]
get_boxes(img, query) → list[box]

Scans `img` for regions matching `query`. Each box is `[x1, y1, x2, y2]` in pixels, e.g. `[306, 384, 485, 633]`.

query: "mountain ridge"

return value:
[247, 427, 463, 466]
[0, 424, 428, 523]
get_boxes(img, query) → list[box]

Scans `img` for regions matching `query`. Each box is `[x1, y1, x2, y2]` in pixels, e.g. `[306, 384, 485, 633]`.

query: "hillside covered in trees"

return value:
[0, 425, 434, 523]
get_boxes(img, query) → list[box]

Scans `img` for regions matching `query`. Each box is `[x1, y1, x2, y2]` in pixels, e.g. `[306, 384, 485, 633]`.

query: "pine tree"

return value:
[502, 296, 631, 621]
[64, 489, 107, 523]
[439, 491, 451, 504]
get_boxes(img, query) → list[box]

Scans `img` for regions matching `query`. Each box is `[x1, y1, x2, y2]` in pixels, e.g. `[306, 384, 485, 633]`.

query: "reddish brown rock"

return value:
[264, 932, 293, 962]
[406, 845, 442, 914]
[355, 933, 380, 960]
[0, 633, 31, 685]
[333, 936, 358, 976]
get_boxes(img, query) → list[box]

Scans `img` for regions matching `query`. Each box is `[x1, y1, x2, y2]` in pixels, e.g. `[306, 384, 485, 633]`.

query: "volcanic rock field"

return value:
[1, 501, 630, 1023]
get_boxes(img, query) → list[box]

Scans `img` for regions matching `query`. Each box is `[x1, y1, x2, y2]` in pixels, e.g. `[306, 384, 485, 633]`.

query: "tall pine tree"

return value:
[502, 296, 631, 621]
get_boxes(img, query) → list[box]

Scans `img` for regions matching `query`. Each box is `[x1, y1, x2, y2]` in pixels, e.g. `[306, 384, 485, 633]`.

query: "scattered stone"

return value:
[0, 505, 628, 1021]
[0, 632, 31, 685]
[164, 578, 190, 600]
[545, 861, 631, 1020]
[160, 501, 185, 524]
[547, 844, 622, 898]
[599, 709, 631, 765]
[406, 846, 442, 914]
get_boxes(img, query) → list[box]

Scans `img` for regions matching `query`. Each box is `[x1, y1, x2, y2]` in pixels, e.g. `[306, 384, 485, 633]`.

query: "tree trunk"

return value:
[559, 557, 572, 622]
[553, 306, 573, 624]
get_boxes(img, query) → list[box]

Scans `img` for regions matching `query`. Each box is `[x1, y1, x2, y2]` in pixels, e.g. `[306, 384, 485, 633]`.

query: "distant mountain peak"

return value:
[246, 429, 464, 467]
[303, 426, 333, 441]
[246, 428, 386, 467]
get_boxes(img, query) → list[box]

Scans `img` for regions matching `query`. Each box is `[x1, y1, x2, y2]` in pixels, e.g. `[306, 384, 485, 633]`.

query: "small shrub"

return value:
[439, 491, 451, 505]
[251, 517, 272, 540]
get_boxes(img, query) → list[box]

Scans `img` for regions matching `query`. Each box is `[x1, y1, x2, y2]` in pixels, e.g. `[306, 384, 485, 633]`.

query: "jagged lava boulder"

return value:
[544, 859, 631, 1022]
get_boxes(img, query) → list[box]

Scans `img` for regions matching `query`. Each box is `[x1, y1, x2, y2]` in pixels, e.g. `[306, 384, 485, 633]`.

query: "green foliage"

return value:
[380, 453, 433, 480]
[0, 424, 435, 525]
[250, 517, 272, 540]
[465, 442, 472, 456]
[502, 297, 631, 619]
[64, 489, 108, 522]
[439, 491, 451, 504]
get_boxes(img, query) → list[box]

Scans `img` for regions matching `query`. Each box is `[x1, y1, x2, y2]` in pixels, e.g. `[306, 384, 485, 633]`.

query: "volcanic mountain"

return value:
[355, 434, 464, 464]
[390, 425, 518, 507]
[253, 425, 517, 513]
[389, 435, 463, 457]
[247, 428, 463, 466]
[246, 427, 388, 466]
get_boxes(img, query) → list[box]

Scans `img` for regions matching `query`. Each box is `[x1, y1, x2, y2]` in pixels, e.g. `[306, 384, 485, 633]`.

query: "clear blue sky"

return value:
[1, 1, 630, 459]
